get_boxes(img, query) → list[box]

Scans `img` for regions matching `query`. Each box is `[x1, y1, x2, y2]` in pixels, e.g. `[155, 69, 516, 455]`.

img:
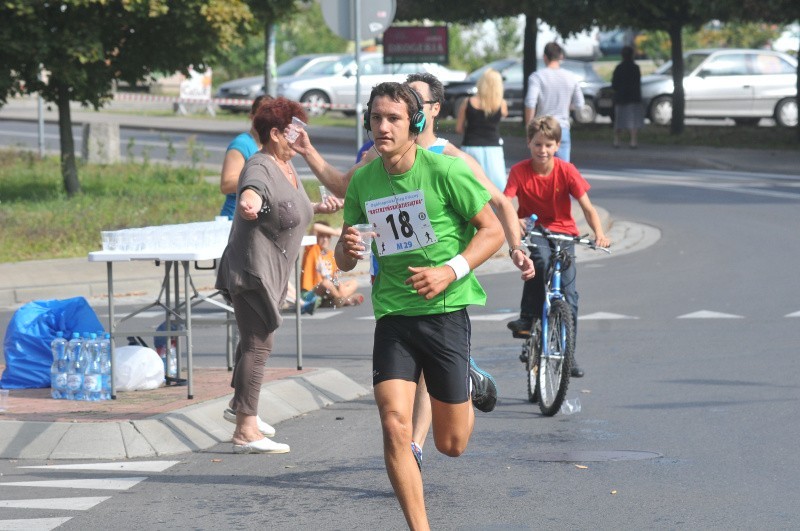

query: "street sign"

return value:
[319, 0, 396, 40]
[383, 26, 449, 64]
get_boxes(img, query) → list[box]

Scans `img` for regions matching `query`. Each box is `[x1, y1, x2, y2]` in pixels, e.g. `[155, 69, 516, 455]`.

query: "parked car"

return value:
[215, 53, 345, 112]
[596, 48, 798, 127]
[276, 52, 467, 116]
[441, 57, 605, 124]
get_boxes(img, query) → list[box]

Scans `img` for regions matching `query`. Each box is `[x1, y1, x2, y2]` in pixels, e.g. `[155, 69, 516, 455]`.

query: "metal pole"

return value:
[295, 253, 303, 370]
[354, 0, 363, 151]
[37, 94, 45, 158]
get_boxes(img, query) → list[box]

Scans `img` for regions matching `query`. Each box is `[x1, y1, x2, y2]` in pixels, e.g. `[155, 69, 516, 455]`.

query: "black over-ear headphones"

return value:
[363, 85, 426, 135]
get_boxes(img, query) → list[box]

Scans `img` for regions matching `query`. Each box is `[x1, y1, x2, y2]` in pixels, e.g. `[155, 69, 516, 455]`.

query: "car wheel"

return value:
[300, 90, 330, 117]
[733, 118, 761, 126]
[774, 98, 798, 128]
[572, 99, 596, 124]
[649, 96, 672, 126]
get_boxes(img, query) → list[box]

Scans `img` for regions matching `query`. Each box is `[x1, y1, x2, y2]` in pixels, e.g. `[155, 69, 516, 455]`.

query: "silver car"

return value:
[596, 48, 798, 127]
[215, 53, 345, 112]
[276, 52, 467, 116]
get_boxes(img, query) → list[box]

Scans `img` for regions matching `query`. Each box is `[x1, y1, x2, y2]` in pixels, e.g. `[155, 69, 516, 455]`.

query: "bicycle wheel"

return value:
[524, 321, 541, 403]
[537, 300, 574, 416]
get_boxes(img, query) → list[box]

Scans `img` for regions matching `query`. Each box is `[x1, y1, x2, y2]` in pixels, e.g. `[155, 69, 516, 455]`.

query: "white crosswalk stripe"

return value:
[0, 497, 110, 510]
[0, 517, 72, 530]
[19, 461, 180, 473]
[0, 460, 181, 530]
[0, 477, 147, 490]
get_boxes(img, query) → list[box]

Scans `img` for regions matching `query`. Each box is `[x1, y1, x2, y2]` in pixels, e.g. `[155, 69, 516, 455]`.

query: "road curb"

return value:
[0, 367, 371, 460]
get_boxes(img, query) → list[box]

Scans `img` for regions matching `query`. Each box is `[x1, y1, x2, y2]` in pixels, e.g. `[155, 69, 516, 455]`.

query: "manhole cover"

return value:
[515, 450, 662, 462]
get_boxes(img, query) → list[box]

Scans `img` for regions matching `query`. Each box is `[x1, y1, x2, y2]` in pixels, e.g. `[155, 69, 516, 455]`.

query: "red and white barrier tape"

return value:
[113, 92, 356, 110]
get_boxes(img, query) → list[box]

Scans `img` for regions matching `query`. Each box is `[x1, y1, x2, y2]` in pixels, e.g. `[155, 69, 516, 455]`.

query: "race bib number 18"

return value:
[365, 190, 438, 256]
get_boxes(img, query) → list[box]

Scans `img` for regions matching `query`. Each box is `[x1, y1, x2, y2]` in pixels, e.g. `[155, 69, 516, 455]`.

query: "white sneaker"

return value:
[223, 408, 276, 437]
[232, 437, 290, 454]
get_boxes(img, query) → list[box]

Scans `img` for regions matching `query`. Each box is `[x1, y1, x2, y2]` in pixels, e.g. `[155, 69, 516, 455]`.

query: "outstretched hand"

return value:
[405, 265, 456, 300]
[238, 189, 262, 221]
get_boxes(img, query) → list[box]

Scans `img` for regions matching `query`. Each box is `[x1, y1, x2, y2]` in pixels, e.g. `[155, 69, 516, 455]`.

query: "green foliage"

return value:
[639, 22, 781, 63]
[209, 2, 348, 85]
[275, 2, 348, 63]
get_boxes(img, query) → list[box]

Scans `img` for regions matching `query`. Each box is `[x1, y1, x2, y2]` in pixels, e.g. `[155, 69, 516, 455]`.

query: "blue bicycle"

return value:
[519, 223, 610, 416]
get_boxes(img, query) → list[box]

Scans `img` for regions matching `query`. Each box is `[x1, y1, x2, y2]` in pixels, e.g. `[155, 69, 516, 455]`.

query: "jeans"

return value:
[519, 233, 578, 339]
[555, 126, 571, 162]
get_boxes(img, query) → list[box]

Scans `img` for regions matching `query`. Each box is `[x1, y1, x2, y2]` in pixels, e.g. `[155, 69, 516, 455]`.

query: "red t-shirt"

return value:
[504, 157, 590, 236]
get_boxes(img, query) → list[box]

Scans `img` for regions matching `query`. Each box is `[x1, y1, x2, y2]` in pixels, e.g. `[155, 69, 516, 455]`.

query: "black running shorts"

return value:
[372, 309, 471, 404]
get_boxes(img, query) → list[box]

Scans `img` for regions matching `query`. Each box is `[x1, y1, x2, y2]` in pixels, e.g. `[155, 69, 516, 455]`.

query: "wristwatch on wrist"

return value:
[508, 245, 526, 257]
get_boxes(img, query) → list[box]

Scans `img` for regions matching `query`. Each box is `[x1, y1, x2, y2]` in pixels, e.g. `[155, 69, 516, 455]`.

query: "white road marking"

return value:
[0, 477, 147, 490]
[470, 314, 516, 321]
[0, 496, 110, 510]
[20, 461, 179, 473]
[677, 310, 744, 319]
[785, 310, 800, 317]
[0, 517, 72, 530]
[282, 311, 342, 320]
[579, 312, 639, 320]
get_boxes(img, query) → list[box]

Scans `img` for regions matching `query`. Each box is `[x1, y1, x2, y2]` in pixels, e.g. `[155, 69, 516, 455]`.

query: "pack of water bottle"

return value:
[50, 330, 111, 401]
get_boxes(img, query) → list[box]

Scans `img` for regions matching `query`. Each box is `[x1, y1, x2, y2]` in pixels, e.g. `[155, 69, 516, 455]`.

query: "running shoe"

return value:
[469, 357, 498, 412]
[411, 441, 423, 471]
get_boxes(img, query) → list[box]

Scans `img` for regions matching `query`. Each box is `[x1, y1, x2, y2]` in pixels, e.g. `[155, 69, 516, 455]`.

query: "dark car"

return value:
[596, 48, 798, 127]
[441, 57, 605, 124]
[598, 28, 638, 57]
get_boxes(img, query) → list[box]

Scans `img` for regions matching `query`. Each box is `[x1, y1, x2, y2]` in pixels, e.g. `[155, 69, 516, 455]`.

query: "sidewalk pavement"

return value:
[0, 96, 790, 459]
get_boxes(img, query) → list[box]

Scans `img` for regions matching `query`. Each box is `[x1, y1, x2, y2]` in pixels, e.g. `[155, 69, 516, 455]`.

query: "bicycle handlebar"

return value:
[525, 228, 612, 254]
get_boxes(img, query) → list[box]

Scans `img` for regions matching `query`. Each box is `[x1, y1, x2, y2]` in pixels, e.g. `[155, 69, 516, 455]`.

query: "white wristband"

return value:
[445, 254, 470, 281]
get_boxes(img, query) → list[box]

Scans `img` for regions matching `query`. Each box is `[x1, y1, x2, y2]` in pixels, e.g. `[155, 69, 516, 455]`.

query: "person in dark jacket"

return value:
[612, 45, 644, 148]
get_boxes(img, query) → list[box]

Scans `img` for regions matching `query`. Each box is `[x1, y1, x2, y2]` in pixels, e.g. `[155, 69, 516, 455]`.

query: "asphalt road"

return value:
[1, 166, 799, 529]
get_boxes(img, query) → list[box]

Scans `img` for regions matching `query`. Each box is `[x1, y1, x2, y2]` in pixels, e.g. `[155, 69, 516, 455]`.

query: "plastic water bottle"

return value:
[527, 213, 538, 233]
[98, 333, 111, 400]
[50, 331, 68, 399]
[155, 321, 180, 380]
[83, 333, 102, 401]
[166, 343, 178, 379]
[65, 332, 84, 400]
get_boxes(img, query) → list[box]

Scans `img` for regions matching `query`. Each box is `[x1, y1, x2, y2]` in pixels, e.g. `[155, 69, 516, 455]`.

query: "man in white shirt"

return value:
[524, 42, 584, 162]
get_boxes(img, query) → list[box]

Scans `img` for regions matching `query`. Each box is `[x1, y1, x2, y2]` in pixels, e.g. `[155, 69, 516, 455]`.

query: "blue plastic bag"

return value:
[1, 297, 104, 389]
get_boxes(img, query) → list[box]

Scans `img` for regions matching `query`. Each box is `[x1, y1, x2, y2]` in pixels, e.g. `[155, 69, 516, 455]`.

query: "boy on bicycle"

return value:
[504, 116, 611, 377]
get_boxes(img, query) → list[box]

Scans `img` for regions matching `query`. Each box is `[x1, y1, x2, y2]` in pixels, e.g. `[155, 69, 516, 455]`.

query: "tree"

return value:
[244, 0, 311, 98]
[0, 0, 251, 196]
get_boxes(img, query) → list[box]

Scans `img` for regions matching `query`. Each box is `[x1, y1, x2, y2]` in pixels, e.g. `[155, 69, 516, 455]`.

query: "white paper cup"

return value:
[352, 223, 374, 260]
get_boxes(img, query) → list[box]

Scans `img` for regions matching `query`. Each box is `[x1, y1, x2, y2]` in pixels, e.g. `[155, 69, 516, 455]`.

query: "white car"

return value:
[596, 48, 798, 127]
[276, 52, 467, 115]
[215, 53, 345, 112]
